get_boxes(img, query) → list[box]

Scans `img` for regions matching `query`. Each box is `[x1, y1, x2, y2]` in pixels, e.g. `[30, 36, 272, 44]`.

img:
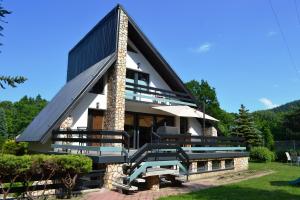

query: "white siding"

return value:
[126, 40, 171, 91]
[188, 118, 203, 136]
[61, 77, 108, 129]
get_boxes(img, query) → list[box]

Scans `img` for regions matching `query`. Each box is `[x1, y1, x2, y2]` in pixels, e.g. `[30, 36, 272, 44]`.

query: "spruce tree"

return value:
[232, 104, 262, 149]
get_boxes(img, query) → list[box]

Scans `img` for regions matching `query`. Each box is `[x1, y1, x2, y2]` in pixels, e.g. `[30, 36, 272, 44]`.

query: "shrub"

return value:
[0, 154, 32, 199]
[55, 154, 93, 198]
[0, 154, 92, 199]
[2, 139, 28, 155]
[250, 147, 275, 162]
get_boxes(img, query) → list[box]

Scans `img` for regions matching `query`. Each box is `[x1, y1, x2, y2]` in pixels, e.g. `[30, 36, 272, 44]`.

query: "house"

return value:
[17, 5, 248, 191]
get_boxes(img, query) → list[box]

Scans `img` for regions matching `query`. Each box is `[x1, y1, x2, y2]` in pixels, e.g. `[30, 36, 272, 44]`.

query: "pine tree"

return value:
[232, 104, 262, 149]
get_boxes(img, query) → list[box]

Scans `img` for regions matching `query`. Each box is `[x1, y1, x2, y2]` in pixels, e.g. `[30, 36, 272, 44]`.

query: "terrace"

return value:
[125, 82, 197, 107]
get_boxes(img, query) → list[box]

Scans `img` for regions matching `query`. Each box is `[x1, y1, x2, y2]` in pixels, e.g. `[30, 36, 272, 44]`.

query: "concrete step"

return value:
[112, 181, 138, 191]
[143, 168, 179, 177]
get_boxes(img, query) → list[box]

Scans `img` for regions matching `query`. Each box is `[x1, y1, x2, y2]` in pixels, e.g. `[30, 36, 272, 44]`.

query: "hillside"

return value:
[253, 99, 300, 140]
[269, 99, 300, 113]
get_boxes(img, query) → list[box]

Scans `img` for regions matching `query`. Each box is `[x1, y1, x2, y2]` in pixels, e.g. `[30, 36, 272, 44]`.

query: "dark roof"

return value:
[17, 54, 116, 142]
[120, 5, 198, 105]
[18, 5, 201, 143]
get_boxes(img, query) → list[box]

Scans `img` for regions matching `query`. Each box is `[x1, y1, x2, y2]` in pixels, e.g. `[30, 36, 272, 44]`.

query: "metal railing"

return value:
[125, 82, 197, 107]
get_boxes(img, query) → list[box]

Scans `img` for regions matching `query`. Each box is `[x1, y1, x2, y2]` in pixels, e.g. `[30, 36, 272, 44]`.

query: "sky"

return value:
[1, 0, 300, 113]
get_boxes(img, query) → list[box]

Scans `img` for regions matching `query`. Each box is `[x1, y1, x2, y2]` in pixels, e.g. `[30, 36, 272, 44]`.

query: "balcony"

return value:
[125, 82, 197, 107]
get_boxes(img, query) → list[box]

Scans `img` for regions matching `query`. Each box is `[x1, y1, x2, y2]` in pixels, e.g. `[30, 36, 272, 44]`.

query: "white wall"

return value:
[126, 40, 171, 91]
[188, 118, 203, 136]
[60, 76, 108, 129]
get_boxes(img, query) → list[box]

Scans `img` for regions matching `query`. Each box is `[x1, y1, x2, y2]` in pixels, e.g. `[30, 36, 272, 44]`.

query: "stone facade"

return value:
[104, 9, 128, 131]
[103, 163, 124, 189]
[234, 157, 249, 171]
[188, 157, 249, 181]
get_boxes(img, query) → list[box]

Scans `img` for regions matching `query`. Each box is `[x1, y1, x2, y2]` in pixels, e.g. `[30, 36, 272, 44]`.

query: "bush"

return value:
[0, 154, 32, 199]
[0, 154, 92, 199]
[2, 139, 28, 155]
[250, 147, 275, 162]
[55, 155, 93, 198]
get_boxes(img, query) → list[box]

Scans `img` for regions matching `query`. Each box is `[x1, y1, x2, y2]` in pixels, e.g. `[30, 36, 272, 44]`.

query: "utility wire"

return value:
[294, 0, 300, 26]
[268, 0, 300, 78]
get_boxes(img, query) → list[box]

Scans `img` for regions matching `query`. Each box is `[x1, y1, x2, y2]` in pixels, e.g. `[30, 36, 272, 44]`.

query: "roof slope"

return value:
[17, 54, 116, 142]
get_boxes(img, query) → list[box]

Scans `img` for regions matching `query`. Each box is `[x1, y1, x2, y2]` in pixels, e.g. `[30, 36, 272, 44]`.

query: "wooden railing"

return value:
[125, 82, 197, 107]
[52, 129, 130, 155]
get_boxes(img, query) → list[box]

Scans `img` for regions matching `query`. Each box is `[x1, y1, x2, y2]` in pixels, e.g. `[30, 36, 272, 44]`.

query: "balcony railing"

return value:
[125, 82, 197, 107]
[51, 129, 130, 156]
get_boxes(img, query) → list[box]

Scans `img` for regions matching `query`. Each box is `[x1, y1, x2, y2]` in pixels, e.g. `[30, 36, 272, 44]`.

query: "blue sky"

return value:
[1, 0, 300, 112]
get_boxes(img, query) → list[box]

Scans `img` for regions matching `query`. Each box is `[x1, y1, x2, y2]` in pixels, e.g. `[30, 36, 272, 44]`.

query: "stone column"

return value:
[146, 176, 160, 191]
[104, 9, 128, 133]
[207, 160, 212, 171]
[234, 157, 249, 171]
[221, 160, 225, 169]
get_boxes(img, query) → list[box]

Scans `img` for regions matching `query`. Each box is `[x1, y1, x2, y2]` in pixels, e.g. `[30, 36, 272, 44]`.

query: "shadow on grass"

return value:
[160, 186, 300, 200]
[270, 181, 292, 186]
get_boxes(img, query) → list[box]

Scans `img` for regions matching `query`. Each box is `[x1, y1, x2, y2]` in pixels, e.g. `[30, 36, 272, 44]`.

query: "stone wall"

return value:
[234, 157, 249, 171]
[188, 157, 249, 181]
[104, 9, 128, 131]
[103, 163, 124, 189]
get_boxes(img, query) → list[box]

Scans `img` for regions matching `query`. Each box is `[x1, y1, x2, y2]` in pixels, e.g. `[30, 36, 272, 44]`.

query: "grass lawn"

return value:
[159, 162, 300, 200]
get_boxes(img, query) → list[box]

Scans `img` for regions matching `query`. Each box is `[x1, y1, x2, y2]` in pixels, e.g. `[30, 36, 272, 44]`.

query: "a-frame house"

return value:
[17, 5, 248, 191]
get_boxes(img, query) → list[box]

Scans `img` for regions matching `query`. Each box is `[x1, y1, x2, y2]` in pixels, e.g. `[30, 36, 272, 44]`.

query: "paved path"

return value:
[84, 170, 273, 200]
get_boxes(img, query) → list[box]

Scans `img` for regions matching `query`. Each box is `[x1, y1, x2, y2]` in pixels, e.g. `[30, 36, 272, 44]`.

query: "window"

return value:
[90, 77, 105, 94]
[126, 69, 149, 86]
[180, 117, 188, 134]
[225, 159, 234, 169]
[212, 160, 221, 170]
[197, 161, 208, 172]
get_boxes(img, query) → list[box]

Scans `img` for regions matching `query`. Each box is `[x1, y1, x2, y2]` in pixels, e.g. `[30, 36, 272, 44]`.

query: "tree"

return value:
[185, 80, 235, 135]
[283, 107, 300, 139]
[0, 2, 27, 89]
[0, 108, 7, 148]
[232, 104, 262, 149]
[261, 126, 274, 150]
[0, 95, 47, 138]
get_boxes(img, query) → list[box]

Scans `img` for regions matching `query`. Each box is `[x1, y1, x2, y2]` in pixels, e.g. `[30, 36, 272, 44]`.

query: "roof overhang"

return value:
[17, 53, 117, 143]
[152, 105, 219, 122]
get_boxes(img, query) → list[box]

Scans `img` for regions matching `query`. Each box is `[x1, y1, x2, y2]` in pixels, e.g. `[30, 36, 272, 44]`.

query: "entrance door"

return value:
[88, 109, 104, 146]
[124, 113, 136, 149]
[137, 115, 153, 148]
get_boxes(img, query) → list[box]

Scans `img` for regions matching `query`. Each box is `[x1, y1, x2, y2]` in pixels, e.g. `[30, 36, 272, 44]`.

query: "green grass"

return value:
[160, 162, 300, 200]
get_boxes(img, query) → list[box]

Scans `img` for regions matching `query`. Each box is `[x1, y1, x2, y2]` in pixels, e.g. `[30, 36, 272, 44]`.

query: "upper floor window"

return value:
[126, 69, 149, 86]
[90, 77, 105, 94]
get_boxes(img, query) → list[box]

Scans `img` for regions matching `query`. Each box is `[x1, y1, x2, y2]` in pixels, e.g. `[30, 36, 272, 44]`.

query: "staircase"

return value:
[113, 143, 190, 192]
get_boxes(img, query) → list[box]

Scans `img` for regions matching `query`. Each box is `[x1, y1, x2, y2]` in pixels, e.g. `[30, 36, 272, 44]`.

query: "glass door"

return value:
[137, 114, 153, 148]
[124, 113, 136, 149]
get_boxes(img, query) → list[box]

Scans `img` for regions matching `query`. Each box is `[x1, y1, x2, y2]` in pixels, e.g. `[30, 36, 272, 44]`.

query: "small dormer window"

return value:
[90, 77, 105, 94]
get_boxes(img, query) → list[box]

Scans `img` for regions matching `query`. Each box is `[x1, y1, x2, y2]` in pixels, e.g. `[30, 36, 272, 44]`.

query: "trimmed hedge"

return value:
[0, 154, 92, 199]
[250, 147, 275, 162]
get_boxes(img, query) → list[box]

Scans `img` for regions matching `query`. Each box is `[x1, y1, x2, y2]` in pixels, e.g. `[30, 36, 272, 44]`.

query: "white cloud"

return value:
[259, 98, 278, 109]
[267, 31, 277, 37]
[193, 42, 213, 53]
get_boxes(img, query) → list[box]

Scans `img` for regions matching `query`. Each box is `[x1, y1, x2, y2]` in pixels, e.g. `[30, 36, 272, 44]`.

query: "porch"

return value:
[51, 129, 247, 163]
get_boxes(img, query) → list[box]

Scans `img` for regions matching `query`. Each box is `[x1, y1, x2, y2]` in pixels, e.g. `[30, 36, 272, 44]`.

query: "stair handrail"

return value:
[128, 143, 190, 175]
